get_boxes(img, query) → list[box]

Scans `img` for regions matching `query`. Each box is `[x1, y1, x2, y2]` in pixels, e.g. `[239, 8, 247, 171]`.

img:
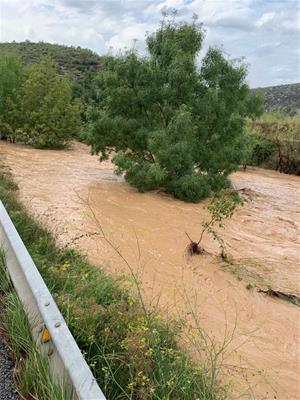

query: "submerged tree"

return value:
[186, 189, 245, 258]
[20, 57, 81, 148]
[88, 18, 262, 202]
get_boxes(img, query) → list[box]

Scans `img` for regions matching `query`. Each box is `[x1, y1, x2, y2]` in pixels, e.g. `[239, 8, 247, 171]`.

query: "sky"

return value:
[0, 0, 299, 88]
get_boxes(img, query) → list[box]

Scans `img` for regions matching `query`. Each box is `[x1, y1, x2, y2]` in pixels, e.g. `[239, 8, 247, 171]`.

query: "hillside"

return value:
[0, 41, 103, 82]
[1, 42, 299, 114]
[252, 83, 300, 115]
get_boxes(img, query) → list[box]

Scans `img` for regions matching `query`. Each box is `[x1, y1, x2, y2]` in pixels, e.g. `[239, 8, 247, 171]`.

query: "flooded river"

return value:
[1, 141, 299, 399]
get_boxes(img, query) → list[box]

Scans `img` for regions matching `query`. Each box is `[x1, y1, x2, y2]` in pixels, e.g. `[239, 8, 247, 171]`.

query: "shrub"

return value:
[247, 113, 300, 175]
[251, 137, 275, 165]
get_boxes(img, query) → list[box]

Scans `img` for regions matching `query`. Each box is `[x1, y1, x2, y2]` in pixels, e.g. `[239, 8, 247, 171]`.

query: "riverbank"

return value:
[1, 141, 299, 399]
[0, 151, 224, 400]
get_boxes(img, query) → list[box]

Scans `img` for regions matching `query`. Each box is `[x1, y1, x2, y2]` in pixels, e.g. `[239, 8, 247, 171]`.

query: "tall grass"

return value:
[0, 252, 69, 399]
[0, 168, 226, 400]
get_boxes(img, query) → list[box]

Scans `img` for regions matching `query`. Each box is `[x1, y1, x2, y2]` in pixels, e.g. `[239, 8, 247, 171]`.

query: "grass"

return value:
[0, 251, 70, 400]
[0, 167, 226, 400]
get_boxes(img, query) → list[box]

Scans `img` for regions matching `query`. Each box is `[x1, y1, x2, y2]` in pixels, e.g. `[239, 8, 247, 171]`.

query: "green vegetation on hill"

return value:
[252, 83, 300, 115]
[0, 41, 103, 120]
[0, 41, 102, 82]
[1, 41, 298, 115]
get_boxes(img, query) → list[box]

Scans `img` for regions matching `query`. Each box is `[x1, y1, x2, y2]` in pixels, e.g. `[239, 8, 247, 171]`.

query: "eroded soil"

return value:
[1, 141, 299, 400]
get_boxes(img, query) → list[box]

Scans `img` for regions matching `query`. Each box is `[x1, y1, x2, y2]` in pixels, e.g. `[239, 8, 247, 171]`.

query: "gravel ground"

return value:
[0, 303, 20, 400]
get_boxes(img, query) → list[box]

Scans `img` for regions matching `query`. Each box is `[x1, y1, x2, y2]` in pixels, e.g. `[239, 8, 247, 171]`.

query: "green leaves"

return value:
[88, 20, 262, 202]
[0, 54, 81, 148]
[19, 57, 81, 148]
[193, 189, 245, 256]
[0, 52, 24, 136]
[207, 190, 244, 223]
[166, 174, 210, 203]
[114, 153, 167, 192]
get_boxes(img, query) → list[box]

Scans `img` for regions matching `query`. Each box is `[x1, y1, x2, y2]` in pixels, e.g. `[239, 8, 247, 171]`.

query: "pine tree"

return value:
[88, 19, 262, 202]
[0, 52, 24, 138]
[20, 57, 81, 148]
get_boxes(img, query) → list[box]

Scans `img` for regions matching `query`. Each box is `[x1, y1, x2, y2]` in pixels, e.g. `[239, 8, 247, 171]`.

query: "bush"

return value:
[247, 113, 300, 175]
[0, 121, 13, 138]
[251, 137, 275, 165]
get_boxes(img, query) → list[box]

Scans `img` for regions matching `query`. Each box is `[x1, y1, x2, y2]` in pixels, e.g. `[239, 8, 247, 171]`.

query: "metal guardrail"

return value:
[0, 200, 106, 400]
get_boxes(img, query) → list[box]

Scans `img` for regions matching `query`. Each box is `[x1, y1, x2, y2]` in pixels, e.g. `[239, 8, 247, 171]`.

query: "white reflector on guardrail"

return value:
[0, 200, 106, 400]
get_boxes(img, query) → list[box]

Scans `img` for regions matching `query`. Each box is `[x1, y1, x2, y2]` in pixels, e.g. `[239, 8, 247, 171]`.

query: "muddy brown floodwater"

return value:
[1, 141, 299, 400]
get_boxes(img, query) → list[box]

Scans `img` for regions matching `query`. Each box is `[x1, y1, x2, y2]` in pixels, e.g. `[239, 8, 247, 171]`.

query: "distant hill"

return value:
[0, 41, 103, 82]
[1, 42, 299, 115]
[252, 83, 300, 115]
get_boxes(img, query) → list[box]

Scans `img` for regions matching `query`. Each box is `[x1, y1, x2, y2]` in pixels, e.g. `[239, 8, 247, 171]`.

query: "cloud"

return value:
[256, 12, 275, 28]
[60, 0, 95, 7]
[58, 0, 98, 12]
[208, 16, 254, 32]
[1, 0, 299, 87]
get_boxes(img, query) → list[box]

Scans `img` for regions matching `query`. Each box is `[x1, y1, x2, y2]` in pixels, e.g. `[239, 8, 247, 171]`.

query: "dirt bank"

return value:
[1, 141, 299, 399]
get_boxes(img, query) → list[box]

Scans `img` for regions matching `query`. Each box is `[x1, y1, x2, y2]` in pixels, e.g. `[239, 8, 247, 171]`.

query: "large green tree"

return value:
[0, 52, 24, 138]
[20, 57, 81, 148]
[88, 20, 262, 202]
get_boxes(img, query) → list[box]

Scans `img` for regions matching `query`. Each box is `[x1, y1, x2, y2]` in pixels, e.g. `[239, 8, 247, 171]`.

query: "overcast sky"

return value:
[1, 0, 299, 88]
